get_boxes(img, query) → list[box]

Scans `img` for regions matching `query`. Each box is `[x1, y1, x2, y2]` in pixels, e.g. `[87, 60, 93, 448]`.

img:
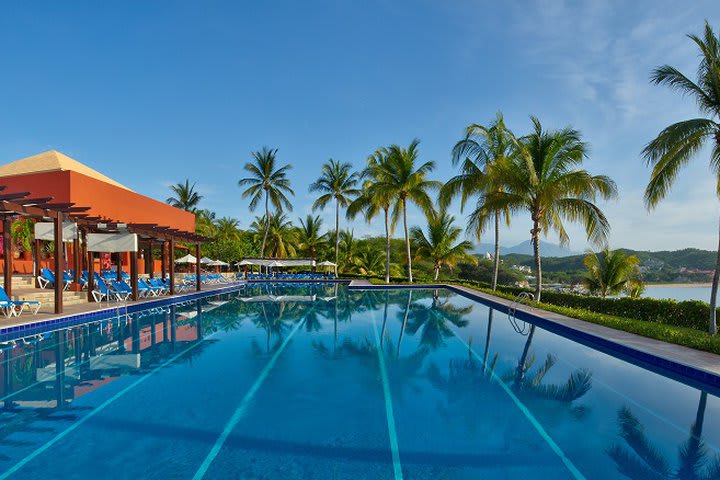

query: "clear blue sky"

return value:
[0, 1, 718, 251]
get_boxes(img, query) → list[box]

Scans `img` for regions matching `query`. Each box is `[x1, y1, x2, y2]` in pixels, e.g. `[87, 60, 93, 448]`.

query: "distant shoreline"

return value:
[645, 283, 712, 288]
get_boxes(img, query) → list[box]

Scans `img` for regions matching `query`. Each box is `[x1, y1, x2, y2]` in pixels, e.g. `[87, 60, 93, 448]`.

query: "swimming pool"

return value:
[0, 283, 717, 479]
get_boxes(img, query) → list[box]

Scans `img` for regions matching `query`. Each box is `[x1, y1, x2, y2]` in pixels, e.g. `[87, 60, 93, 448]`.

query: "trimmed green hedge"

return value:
[453, 280, 714, 332]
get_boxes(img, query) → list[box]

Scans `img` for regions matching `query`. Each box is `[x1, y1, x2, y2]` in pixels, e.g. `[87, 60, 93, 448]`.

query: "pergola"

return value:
[237, 258, 316, 268]
[0, 188, 212, 314]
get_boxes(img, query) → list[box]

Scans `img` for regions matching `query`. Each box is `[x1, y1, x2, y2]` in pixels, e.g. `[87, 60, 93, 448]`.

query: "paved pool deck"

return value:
[348, 280, 720, 386]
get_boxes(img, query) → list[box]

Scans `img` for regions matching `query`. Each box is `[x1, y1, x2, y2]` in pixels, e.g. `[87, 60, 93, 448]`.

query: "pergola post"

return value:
[130, 250, 138, 301]
[54, 212, 64, 314]
[169, 239, 175, 295]
[72, 236, 81, 289]
[161, 241, 167, 279]
[34, 239, 41, 287]
[80, 230, 87, 271]
[146, 242, 154, 278]
[116, 252, 122, 281]
[87, 250, 94, 302]
[3, 216, 12, 297]
[195, 243, 201, 292]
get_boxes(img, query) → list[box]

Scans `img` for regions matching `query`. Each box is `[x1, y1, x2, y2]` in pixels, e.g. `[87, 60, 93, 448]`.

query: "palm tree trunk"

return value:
[709, 216, 720, 335]
[384, 207, 390, 284]
[403, 197, 412, 283]
[492, 211, 500, 291]
[434, 264, 439, 281]
[335, 199, 340, 277]
[380, 291, 389, 347]
[261, 191, 270, 258]
[531, 219, 542, 302]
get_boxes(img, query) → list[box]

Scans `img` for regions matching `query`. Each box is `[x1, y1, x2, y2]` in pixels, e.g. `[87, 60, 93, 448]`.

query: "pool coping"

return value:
[349, 281, 720, 393]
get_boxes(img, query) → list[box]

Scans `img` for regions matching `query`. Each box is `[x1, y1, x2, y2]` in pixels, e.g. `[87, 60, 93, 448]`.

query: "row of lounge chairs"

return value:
[91, 273, 192, 302]
[184, 274, 230, 284]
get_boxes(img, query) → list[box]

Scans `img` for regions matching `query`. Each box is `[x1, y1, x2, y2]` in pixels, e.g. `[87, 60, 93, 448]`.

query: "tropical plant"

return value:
[214, 217, 241, 242]
[642, 21, 720, 335]
[249, 212, 297, 258]
[347, 149, 396, 283]
[166, 179, 203, 212]
[338, 229, 359, 270]
[310, 159, 360, 272]
[469, 117, 618, 301]
[375, 140, 441, 282]
[195, 209, 217, 237]
[410, 211, 477, 280]
[583, 248, 641, 298]
[11, 218, 34, 254]
[296, 215, 327, 258]
[441, 112, 515, 290]
[239, 147, 294, 257]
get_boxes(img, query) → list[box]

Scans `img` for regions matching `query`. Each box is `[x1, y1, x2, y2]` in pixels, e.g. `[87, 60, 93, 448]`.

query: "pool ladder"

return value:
[508, 292, 534, 335]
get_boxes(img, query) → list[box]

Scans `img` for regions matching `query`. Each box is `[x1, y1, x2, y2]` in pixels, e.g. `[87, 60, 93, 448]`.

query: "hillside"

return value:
[475, 240, 577, 257]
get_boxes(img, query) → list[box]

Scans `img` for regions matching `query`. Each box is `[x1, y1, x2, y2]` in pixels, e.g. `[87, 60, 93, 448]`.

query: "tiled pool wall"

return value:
[0, 283, 248, 341]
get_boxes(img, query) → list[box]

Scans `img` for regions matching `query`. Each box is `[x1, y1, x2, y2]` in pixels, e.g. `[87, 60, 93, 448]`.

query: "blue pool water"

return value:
[0, 283, 717, 479]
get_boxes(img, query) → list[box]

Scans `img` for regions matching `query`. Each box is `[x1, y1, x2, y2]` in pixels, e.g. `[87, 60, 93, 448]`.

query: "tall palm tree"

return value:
[310, 159, 360, 273]
[347, 149, 395, 283]
[410, 210, 477, 280]
[376, 140, 442, 283]
[338, 229, 359, 270]
[469, 117, 617, 301]
[296, 215, 327, 258]
[583, 248, 641, 298]
[642, 22, 720, 335]
[214, 217, 241, 242]
[441, 112, 515, 290]
[238, 147, 294, 257]
[166, 179, 203, 212]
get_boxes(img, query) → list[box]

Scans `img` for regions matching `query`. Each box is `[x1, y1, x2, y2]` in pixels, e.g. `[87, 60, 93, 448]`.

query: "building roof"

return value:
[0, 150, 132, 191]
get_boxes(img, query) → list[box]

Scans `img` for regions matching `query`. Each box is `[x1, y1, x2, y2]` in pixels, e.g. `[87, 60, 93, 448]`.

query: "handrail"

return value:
[508, 291, 534, 335]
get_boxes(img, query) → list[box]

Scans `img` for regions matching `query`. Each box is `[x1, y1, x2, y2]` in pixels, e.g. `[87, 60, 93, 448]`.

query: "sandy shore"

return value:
[645, 283, 712, 288]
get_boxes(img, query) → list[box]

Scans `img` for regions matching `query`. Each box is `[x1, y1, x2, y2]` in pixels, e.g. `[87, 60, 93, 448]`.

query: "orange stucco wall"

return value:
[0, 170, 194, 231]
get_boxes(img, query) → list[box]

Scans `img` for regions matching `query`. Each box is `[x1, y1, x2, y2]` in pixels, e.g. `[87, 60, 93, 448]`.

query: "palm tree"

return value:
[469, 117, 618, 301]
[376, 140, 442, 283]
[338, 229, 359, 270]
[583, 248, 641, 298]
[642, 22, 720, 335]
[410, 211, 477, 280]
[310, 159, 360, 273]
[238, 147, 294, 257]
[347, 149, 395, 283]
[249, 213, 297, 258]
[441, 112, 515, 290]
[166, 179, 203, 212]
[214, 217, 241, 242]
[296, 215, 327, 258]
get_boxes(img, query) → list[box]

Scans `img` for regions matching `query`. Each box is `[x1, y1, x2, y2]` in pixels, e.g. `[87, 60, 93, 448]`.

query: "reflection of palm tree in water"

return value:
[400, 289, 471, 353]
[608, 391, 719, 480]
[251, 302, 297, 354]
[510, 324, 593, 405]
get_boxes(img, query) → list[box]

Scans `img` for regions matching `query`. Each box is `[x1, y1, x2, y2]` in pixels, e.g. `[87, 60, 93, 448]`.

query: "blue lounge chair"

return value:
[37, 268, 70, 290]
[0, 287, 41, 316]
[110, 281, 132, 301]
[92, 278, 116, 302]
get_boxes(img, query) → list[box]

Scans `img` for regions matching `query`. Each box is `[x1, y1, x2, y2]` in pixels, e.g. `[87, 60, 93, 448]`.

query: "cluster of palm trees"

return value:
[165, 21, 720, 334]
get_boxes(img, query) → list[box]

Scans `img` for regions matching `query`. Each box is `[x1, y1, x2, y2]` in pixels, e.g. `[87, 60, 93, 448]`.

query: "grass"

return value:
[365, 277, 720, 356]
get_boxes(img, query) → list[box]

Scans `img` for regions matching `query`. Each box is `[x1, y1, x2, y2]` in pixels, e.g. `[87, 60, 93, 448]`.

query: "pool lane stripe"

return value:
[371, 313, 404, 480]
[452, 332, 586, 480]
[0, 331, 219, 480]
[192, 317, 306, 480]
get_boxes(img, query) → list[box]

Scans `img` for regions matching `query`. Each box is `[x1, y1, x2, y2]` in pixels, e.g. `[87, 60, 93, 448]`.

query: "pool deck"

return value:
[349, 280, 720, 387]
[0, 282, 246, 332]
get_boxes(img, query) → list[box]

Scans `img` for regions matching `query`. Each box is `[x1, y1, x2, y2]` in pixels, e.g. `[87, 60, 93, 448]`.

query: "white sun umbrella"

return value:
[175, 254, 197, 264]
[200, 256, 213, 265]
[317, 261, 337, 267]
[213, 259, 230, 266]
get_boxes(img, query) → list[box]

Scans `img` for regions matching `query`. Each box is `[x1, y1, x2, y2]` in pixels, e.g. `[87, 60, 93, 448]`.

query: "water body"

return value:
[643, 285, 716, 303]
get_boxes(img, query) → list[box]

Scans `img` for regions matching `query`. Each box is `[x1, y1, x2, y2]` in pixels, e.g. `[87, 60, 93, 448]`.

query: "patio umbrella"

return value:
[175, 254, 197, 264]
[317, 261, 337, 267]
[211, 259, 229, 266]
[200, 256, 213, 264]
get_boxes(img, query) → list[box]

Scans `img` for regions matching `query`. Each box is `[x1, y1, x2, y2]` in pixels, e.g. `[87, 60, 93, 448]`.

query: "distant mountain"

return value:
[474, 240, 578, 258]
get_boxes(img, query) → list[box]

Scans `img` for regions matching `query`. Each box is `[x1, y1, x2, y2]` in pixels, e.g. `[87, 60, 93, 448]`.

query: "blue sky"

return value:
[0, 1, 718, 252]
